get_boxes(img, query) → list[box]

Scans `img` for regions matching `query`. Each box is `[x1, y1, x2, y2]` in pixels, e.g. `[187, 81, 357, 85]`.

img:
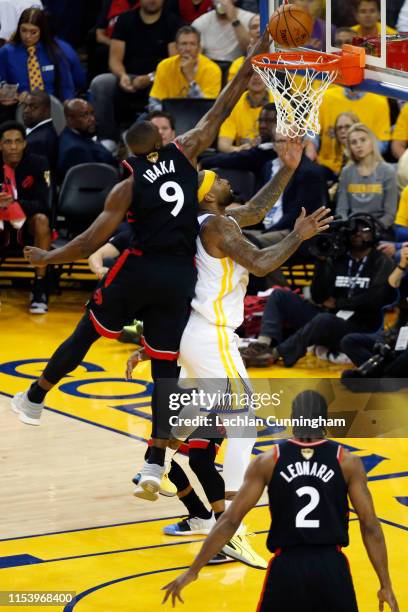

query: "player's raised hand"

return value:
[125, 348, 148, 379]
[378, 586, 399, 611]
[162, 570, 198, 607]
[279, 136, 304, 170]
[24, 246, 49, 266]
[294, 206, 333, 241]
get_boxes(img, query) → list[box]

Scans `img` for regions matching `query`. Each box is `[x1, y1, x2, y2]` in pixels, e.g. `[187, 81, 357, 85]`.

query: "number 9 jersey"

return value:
[124, 142, 199, 257]
[267, 439, 349, 551]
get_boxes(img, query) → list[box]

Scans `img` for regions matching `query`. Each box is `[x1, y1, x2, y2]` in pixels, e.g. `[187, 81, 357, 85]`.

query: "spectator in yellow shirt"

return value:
[218, 72, 273, 152]
[148, 26, 222, 111]
[317, 86, 391, 175]
[391, 103, 408, 160]
[351, 0, 397, 36]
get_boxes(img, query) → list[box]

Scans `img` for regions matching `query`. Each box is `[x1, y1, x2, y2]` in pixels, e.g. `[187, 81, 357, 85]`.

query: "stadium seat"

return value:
[57, 163, 119, 238]
[212, 167, 256, 203]
[16, 95, 66, 135]
[162, 98, 215, 135]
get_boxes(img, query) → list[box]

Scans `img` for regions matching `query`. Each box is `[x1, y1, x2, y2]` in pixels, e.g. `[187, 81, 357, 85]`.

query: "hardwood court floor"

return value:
[0, 289, 407, 611]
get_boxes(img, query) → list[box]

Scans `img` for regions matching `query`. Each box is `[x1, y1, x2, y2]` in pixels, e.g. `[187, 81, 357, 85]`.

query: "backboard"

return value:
[260, 0, 408, 100]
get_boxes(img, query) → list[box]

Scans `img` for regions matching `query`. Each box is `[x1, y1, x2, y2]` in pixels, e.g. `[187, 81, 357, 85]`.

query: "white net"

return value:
[252, 54, 339, 138]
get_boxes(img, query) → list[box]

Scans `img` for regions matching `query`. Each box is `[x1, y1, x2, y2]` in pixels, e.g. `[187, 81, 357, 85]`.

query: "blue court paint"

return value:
[58, 378, 152, 400]
[0, 359, 104, 380]
[396, 497, 408, 507]
[0, 554, 43, 568]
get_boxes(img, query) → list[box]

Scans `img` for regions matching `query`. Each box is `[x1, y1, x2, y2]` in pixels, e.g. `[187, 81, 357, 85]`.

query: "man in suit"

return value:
[57, 99, 116, 183]
[23, 92, 58, 174]
[0, 120, 51, 313]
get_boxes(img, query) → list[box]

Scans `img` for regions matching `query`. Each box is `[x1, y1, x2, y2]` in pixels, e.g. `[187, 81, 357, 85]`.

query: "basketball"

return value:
[269, 4, 313, 48]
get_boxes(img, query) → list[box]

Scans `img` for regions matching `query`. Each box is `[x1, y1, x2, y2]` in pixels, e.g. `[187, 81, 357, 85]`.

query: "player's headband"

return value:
[198, 170, 216, 202]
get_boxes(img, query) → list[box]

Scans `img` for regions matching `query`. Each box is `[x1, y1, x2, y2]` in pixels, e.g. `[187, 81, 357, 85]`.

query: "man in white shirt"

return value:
[192, 0, 254, 62]
[0, 0, 43, 41]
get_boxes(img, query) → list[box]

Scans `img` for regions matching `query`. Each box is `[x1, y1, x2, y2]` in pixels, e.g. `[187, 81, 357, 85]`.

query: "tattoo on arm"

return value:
[204, 216, 302, 276]
[229, 165, 295, 228]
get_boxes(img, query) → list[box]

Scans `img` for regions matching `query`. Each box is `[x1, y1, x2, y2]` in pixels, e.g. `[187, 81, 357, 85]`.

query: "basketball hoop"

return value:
[252, 46, 365, 138]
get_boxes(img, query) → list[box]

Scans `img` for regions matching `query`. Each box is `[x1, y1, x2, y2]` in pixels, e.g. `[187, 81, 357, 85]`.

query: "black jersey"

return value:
[267, 439, 349, 552]
[125, 142, 199, 257]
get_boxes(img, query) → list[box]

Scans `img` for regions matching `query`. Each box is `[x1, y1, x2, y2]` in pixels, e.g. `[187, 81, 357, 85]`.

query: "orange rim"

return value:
[251, 51, 341, 73]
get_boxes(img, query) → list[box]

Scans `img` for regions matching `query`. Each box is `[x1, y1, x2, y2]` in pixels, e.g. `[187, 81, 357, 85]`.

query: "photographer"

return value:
[241, 215, 396, 368]
[341, 245, 408, 377]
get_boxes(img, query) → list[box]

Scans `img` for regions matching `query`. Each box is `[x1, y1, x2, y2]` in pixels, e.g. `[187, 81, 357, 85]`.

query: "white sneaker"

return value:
[163, 514, 215, 536]
[133, 461, 165, 501]
[11, 391, 43, 425]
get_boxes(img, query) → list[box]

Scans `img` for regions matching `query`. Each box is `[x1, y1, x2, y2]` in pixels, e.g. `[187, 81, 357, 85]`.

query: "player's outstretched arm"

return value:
[228, 138, 303, 228]
[176, 29, 270, 163]
[345, 454, 399, 612]
[202, 207, 332, 276]
[161, 453, 273, 607]
[24, 178, 133, 267]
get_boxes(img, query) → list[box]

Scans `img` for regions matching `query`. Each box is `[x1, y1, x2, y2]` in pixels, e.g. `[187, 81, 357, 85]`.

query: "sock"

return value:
[257, 335, 271, 346]
[27, 381, 46, 404]
[181, 491, 212, 520]
[215, 511, 223, 520]
[147, 446, 165, 466]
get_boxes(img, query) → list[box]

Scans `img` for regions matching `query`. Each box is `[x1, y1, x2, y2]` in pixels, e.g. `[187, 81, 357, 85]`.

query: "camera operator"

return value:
[341, 245, 408, 378]
[240, 215, 396, 368]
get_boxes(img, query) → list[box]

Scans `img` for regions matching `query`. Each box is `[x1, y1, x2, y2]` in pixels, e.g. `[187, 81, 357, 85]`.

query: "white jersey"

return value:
[191, 214, 249, 330]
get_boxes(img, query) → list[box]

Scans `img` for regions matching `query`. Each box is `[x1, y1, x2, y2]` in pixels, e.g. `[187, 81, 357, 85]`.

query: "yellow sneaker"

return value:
[159, 472, 177, 497]
[222, 533, 268, 569]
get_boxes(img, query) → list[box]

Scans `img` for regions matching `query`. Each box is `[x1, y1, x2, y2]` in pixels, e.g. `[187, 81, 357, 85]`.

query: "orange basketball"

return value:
[269, 4, 313, 48]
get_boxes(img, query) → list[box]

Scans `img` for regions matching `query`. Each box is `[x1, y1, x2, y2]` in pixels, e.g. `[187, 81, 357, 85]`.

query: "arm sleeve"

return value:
[310, 259, 337, 304]
[336, 257, 396, 311]
[335, 166, 350, 219]
[379, 164, 398, 229]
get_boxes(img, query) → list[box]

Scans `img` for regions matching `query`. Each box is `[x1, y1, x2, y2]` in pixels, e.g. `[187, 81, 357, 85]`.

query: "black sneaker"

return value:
[29, 278, 48, 315]
[239, 342, 278, 367]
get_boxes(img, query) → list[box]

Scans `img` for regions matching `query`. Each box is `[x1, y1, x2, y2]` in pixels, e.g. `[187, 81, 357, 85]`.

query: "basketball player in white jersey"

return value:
[128, 137, 332, 565]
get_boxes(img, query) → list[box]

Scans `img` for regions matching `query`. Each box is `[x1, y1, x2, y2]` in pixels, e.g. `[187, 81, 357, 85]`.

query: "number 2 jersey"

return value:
[124, 142, 199, 257]
[267, 439, 349, 552]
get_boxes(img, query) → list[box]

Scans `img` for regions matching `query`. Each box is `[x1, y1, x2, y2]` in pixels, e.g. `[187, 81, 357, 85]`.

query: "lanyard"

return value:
[347, 255, 368, 297]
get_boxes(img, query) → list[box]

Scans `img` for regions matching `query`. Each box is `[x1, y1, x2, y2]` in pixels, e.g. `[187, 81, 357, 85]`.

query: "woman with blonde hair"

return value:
[336, 123, 398, 231]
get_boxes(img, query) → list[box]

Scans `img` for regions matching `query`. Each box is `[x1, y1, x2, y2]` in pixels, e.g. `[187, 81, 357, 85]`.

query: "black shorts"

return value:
[257, 546, 358, 612]
[88, 250, 197, 360]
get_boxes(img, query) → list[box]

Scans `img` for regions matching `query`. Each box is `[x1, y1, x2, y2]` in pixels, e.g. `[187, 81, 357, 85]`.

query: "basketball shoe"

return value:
[133, 462, 165, 501]
[222, 531, 267, 569]
[11, 391, 43, 425]
[133, 469, 177, 501]
[163, 514, 216, 536]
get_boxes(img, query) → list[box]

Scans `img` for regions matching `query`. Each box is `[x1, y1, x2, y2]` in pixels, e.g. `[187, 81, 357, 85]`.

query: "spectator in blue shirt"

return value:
[0, 7, 78, 110]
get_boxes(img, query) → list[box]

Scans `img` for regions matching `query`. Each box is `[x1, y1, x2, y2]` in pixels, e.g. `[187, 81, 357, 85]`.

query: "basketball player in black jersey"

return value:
[162, 390, 399, 611]
[14, 29, 272, 496]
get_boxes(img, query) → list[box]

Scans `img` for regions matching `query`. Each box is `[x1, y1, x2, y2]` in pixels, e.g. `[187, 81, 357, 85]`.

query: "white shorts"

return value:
[179, 311, 249, 383]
